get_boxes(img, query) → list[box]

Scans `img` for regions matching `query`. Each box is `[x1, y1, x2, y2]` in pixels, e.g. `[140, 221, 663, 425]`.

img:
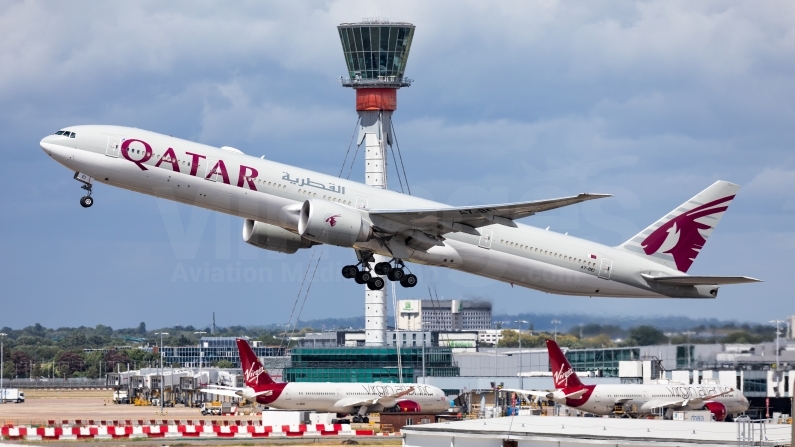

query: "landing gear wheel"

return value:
[80, 196, 93, 208]
[374, 262, 392, 275]
[341, 265, 358, 279]
[400, 274, 418, 288]
[387, 268, 405, 281]
[355, 270, 372, 284]
[367, 277, 385, 290]
[362, 416, 370, 423]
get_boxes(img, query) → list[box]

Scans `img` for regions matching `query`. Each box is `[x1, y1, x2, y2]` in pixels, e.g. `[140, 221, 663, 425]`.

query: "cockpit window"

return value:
[55, 130, 65, 135]
[69, 132, 76, 138]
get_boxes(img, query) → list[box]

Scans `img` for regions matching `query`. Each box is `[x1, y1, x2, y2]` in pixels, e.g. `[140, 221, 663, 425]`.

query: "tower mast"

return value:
[337, 20, 415, 346]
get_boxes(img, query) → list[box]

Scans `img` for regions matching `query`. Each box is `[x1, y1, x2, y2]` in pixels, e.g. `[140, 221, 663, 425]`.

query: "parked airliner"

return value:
[40, 126, 759, 297]
[200, 339, 448, 422]
[508, 340, 749, 421]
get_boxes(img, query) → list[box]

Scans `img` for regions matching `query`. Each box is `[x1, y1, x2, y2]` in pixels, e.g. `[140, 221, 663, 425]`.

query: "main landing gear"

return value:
[341, 259, 417, 291]
[74, 172, 94, 208]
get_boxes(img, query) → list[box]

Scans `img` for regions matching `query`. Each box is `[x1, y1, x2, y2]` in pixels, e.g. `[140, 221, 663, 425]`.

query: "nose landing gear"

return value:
[74, 172, 94, 208]
[341, 257, 417, 290]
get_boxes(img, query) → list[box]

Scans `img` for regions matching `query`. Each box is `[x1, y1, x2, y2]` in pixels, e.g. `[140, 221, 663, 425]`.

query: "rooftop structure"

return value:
[283, 346, 459, 383]
[398, 299, 492, 332]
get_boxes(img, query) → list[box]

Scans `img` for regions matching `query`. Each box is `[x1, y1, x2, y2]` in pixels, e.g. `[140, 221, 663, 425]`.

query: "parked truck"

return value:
[201, 401, 234, 416]
[0, 389, 25, 403]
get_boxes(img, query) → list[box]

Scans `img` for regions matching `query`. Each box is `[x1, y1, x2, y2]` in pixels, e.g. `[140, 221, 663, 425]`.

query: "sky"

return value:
[1, 1, 794, 329]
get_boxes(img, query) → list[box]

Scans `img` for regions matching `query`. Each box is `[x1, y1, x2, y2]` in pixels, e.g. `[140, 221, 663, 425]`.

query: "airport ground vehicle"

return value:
[201, 401, 234, 416]
[0, 389, 24, 403]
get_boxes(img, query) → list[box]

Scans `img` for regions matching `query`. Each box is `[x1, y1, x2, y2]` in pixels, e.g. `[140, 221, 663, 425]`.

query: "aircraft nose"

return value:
[40, 134, 57, 155]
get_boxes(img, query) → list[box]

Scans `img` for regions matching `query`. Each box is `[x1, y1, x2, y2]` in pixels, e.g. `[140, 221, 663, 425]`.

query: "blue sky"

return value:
[2, 1, 793, 328]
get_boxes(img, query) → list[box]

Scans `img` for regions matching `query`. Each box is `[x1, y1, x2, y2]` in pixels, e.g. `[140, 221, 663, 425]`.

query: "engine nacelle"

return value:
[704, 401, 727, 421]
[298, 199, 371, 247]
[242, 219, 315, 254]
[394, 400, 421, 412]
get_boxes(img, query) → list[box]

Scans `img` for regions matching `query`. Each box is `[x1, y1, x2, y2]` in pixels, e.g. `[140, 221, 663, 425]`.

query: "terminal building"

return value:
[397, 299, 492, 332]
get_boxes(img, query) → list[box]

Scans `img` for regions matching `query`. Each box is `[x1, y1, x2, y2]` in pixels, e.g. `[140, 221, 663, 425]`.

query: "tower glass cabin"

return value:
[338, 22, 414, 88]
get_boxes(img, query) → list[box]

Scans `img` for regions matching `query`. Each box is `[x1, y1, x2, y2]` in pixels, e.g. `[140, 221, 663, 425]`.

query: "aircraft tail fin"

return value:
[546, 339, 584, 390]
[617, 181, 740, 273]
[236, 338, 276, 387]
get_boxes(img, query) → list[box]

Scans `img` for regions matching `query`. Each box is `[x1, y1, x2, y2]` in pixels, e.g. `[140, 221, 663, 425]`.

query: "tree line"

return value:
[495, 323, 778, 348]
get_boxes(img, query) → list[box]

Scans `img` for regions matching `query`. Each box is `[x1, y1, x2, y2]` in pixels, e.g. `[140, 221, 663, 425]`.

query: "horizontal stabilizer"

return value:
[642, 274, 761, 285]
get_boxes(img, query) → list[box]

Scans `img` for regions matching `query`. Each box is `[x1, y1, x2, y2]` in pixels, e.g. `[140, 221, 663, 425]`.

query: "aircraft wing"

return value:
[334, 387, 416, 409]
[504, 388, 587, 401]
[369, 194, 611, 233]
[641, 274, 762, 285]
[200, 388, 241, 399]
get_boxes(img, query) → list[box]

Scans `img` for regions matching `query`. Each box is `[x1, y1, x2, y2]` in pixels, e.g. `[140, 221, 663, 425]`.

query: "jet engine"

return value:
[298, 199, 371, 247]
[703, 401, 727, 422]
[393, 400, 421, 412]
[242, 219, 316, 254]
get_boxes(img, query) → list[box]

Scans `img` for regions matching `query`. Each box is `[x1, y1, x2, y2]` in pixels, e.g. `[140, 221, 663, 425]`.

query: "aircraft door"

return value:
[598, 258, 613, 279]
[106, 136, 121, 157]
[356, 196, 368, 210]
[478, 228, 494, 249]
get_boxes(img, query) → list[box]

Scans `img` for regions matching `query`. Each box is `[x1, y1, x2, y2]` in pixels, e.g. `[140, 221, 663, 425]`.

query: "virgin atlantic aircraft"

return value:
[508, 340, 749, 421]
[200, 339, 448, 422]
[41, 126, 759, 296]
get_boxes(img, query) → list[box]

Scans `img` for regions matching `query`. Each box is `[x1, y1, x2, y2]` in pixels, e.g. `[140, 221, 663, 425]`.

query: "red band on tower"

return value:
[356, 88, 397, 111]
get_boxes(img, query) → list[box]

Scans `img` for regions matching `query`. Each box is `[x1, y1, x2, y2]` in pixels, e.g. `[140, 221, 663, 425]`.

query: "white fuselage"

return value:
[558, 383, 749, 416]
[254, 382, 448, 413]
[41, 125, 713, 298]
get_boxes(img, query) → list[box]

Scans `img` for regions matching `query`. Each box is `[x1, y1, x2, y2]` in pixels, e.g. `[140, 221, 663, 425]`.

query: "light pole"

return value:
[514, 320, 528, 386]
[194, 331, 206, 386]
[155, 332, 169, 414]
[551, 320, 561, 342]
[0, 333, 6, 404]
[770, 320, 783, 370]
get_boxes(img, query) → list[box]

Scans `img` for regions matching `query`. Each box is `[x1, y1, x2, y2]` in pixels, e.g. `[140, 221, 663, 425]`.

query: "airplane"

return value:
[507, 339, 749, 421]
[199, 338, 449, 422]
[40, 125, 760, 297]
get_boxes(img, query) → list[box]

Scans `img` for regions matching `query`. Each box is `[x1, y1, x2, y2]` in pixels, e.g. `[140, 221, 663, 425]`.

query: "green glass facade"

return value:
[565, 347, 641, 377]
[338, 23, 414, 82]
[284, 346, 459, 383]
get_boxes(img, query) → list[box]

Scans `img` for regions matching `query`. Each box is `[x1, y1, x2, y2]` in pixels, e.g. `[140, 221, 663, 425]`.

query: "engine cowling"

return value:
[704, 401, 727, 421]
[242, 219, 315, 254]
[394, 400, 421, 412]
[298, 199, 371, 247]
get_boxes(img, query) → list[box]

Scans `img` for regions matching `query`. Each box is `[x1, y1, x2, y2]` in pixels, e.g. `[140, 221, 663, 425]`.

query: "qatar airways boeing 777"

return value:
[41, 125, 759, 297]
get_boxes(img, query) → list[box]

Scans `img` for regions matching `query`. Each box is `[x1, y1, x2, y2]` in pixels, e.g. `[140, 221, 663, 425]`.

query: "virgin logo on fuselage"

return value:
[640, 196, 734, 272]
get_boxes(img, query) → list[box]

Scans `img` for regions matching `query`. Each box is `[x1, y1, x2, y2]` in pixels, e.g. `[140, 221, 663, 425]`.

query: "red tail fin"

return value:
[546, 339, 583, 389]
[236, 338, 275, 387]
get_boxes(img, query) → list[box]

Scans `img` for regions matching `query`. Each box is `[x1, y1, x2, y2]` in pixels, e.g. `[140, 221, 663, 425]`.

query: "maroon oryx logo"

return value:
[325, 214, 341, 227]
[640, 195, 733, 272]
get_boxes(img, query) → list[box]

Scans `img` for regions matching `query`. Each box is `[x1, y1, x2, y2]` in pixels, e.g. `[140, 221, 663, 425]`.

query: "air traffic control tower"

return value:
[338, 21, 415, 346]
